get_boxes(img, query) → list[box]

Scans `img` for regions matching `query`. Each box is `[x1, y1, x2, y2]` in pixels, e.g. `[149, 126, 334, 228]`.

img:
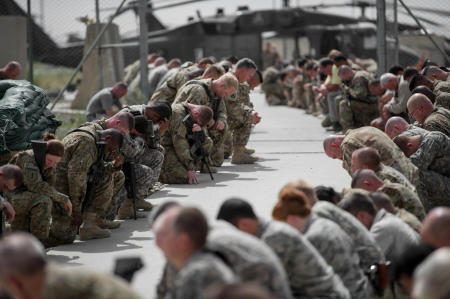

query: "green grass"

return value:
[33, 62, 82, 91]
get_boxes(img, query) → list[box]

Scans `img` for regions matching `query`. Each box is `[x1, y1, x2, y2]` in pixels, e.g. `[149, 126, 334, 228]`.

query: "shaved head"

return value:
[351, 169, 383, 191]
[351, 147, 381, 173]
[421, 207, 450, 248]
[393, 135, 421, 157]
[407, 94, 435, 123]
[323, 135, 345, 159]
[385, 116, 410, 139]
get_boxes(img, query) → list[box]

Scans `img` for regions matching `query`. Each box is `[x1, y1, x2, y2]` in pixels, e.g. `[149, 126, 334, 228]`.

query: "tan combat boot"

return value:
[79, 212, 110, 241]
[244, 147, 255, 155]
[96, 216, 121, 229]
[117, 197, 148, 220]
[136, 198, 155, 211]
[231, 145, 259, 164]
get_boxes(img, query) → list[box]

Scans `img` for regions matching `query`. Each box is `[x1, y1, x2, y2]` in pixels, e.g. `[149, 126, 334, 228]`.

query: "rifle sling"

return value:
[185, 81, 221, 120]
[67, 128, 98, 143]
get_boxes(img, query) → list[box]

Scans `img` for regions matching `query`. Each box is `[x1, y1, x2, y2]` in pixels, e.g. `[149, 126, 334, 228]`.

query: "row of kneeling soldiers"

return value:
[0, 56, 264, 247]
[0, 178, 449, 299]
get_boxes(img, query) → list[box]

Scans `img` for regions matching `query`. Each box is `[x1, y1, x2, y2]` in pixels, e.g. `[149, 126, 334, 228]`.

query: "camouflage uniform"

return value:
[304, 214, 373, 299]
[149, 66, 199, 104]
[433, 79, 450, 96]
[420, 107, 450, 137]
[339, 71, 378, 130]
[394, 208, 422, 233]
[410, 131, 450, 210]
[397, 125, 429, 138]
[262, 67, 285, 105]
[159, 103, 212, 184]
[165, 251, 236, 299]
[48, 121, 122, 245]
[376, 165, 417, 195]
[41, 263, 142, 299]
[156, 220, 293, 299]
[312, 200, 384, 270]
[341, 126, 419, 185]
[378, 181, 426, 220]
[258, 219, 352, 299]
[435, 93, 450, 110]
[172, 78, 227, 167]
[292, 74, 308, 109]
[7, 150, 69, 242]
[225, 82, 253, 148]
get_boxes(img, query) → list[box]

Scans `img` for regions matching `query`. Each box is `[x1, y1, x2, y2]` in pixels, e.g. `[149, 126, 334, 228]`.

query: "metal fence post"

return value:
[95, 0, 104, 90]
[27, 0, 33, 84]
[376, 0, 387, 75]
[138, 0, 149, 102]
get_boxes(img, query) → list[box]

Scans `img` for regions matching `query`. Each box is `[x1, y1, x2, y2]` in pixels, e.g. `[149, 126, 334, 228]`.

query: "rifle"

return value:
[185, 81, 221, 122]
[142, 119, 158, 149]
[31, 140, 47, 181]
[82, 141, 107, 213]
[182, 114, 214, 181]
[122, 161, 137, 220]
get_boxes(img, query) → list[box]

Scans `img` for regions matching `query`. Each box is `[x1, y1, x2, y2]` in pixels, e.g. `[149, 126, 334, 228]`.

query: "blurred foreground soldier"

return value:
[159, 104, 214, 184]
[0, 61, 21, 80]
[85, 82, 127, 122]
[384, 116, 428, 139]
[337, 65, 378, 130]
[7, 134, 72, 244]
[420, 207, 450, 248]
[351, 169, 425, 220]
[173, 73, 238, 167]
[152, 202, 293, 299]
[407, 93, 450, 137]
[273, 188, 371, 298]
[339, 193, 421, 278]
[323, 126, 418, 184]
[0, 165, 23, 234]
[217, 198, 352, 299]
[0, 233, 142, 299]
[285, 179, 384, 271]
[369, 192, 422, 233]
[203, 283, 273, 299]
[262, 67, 285, 105]
[153, 207, 235, 299]
[351, 147, 417, 194]
[412, 248, 450, 299]
[48, 121, 127, 245]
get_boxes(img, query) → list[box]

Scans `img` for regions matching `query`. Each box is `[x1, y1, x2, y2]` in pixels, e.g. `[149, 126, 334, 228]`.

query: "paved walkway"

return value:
[47, 89, 351, 296]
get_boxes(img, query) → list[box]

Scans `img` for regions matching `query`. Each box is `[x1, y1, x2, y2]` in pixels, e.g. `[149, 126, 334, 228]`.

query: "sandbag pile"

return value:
[0, 80, 61, 155]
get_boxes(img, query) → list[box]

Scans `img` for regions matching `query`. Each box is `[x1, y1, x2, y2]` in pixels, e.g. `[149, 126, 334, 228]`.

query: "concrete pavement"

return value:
[47, 89, 351, 297]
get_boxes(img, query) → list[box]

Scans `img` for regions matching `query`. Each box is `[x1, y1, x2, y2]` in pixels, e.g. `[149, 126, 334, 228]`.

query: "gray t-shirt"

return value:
[86, 88, 121, 121]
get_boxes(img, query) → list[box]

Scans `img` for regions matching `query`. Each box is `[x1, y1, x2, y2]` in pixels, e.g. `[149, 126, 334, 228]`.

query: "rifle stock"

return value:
[31, 140, 47, 181]
[123, 161, 137, 220]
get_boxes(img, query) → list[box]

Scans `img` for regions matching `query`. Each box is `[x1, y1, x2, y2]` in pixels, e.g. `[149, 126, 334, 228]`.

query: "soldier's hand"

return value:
[215, 120, 225, 131]
[158, 118, 170, 135]
[188, 170, 199, 184]
[3, 202, 15, 223]
[192, 124, 202, 132]
[114, 153, 124, 167]
[252, 111, 261, 125]
[64, 200, 73, 216]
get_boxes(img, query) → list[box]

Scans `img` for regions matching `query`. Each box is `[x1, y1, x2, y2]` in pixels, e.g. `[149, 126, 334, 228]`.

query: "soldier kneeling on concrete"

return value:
[159, 103, 214, 184]
[7, 133, 72, 245]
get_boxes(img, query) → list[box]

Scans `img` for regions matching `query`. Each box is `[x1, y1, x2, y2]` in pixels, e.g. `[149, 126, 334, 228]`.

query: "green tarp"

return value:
[0, 80, 61, 155]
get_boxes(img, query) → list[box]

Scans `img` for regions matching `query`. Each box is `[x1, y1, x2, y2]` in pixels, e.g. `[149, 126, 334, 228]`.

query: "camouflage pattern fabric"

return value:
[262, 67, 286, 105]
[156, 220, 293, 299]
[433, 79, 450, 96]
[313, 200, 384, 270]
[164, 251, 236, 299]
[149, 68, 191, 104]
[397, 125, 429, 138]
[416, 169, 450, 211]
[258, 219, 352, 299]
[378, 181, 426, 220]
[41, 263, 142, 299]
[410, 131, 450, 177]
[159, 104, 212, 184]
[225, 82, 253, 146]
[435, 92, 450, 110]
[304, 215, 372, 299]
[7, 150, 69, 242]
[394, 208, 422, 233]
[376, 165, 417, 195]
[341, 126, 419, 185]
[421, 107, 450, 137]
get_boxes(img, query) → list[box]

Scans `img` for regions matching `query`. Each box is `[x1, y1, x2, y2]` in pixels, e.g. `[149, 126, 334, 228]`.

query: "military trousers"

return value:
[7, 189, 52, 243]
